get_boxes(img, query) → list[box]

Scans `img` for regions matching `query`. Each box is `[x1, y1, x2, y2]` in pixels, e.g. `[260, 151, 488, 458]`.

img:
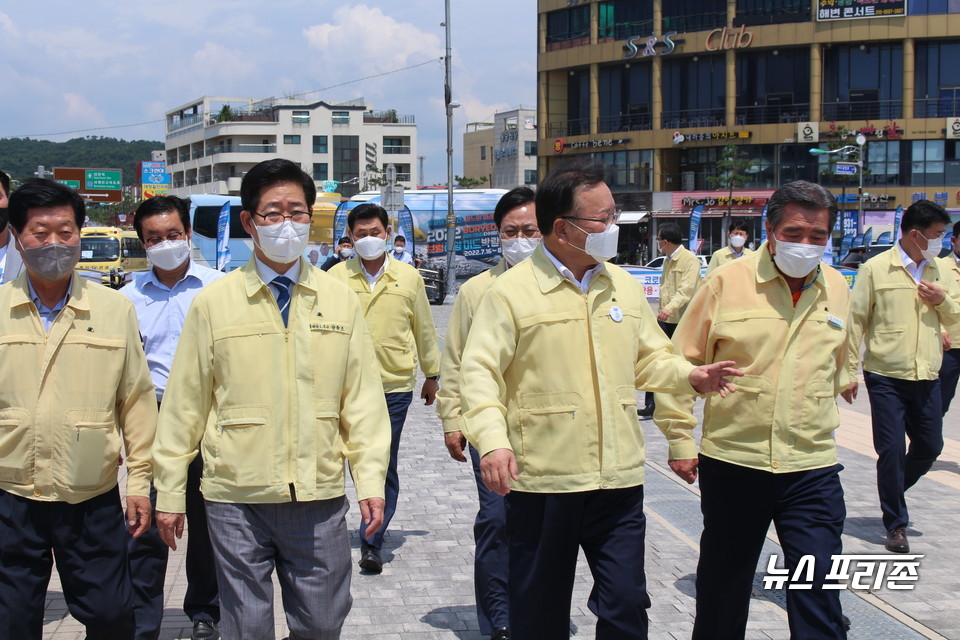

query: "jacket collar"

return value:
[531, 242, 608, 294]
[11, 270, 90, 311]
[240, 255, 318, 298]
[754, 242, 825, 292]
[343, 254, 400, 283]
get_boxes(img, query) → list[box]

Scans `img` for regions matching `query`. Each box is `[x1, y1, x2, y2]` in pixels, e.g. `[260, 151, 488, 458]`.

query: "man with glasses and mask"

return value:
[706, 219, 753, 275]
[0, 169, 25, 284]
[460, 157, 741, 639]
[639, 221, 701, 418]
[122, 196, 223, 640]
[845, 199, 960, 554]
[328, 202, 441, 575]
[436, 185, 540, 640]
[655, 180, 854, 639]
[153, 159, 390, 639]
[0, 179, 157, 640]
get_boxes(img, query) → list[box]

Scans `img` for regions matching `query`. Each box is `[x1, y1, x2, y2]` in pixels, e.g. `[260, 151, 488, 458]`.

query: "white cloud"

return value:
[62, 92, 107, 125]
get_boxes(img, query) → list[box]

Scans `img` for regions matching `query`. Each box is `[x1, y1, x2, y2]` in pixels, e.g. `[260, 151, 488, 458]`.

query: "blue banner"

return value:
[396, 207, 415, 255]
[863, 227, 873, 247]
[893, 205, 903, 244]
[688, 205, 703, 251]
[216, 201, 231, 271]
[841, 233, 854, 255]
[760, 205, 768, 243]
[333, 205, 349, 247]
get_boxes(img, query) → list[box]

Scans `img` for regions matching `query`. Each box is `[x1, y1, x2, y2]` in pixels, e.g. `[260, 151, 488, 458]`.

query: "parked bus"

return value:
[186, 194, 340, 271]
[79, 226, 148, 273]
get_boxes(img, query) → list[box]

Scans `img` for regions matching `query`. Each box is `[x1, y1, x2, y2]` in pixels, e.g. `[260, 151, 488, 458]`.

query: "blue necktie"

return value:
[272, 276, 293, 326]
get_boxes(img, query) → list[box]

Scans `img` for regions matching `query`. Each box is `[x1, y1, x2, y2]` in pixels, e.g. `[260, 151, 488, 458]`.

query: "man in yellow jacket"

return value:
[705, 218, 753, 275]
[460, 157, 740, 640]
[655, 180, 852, 639]
[153, 159, 390, 639]
[639, 221, 702, 417]
[937, 220, 960, 415]
[0, 179, 157, 640]
[328, 202, 441, 574]
[436, 185, 540, 640]
[845, 199, 960, 554]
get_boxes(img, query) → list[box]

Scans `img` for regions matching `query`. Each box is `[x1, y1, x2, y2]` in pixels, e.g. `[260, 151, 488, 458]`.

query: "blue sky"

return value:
[0, 2, 537, 184]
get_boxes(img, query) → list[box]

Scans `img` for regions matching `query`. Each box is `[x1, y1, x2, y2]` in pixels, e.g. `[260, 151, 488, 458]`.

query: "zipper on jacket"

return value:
[584, 294, 605, 478]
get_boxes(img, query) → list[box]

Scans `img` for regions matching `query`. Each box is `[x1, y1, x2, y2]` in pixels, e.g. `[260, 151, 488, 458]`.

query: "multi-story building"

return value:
[462, 108, 539, 189]
[537, 0, 960, 255]
[165, 96, 417, 199]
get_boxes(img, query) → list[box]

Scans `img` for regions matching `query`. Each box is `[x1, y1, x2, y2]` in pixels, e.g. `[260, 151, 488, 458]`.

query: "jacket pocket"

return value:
[61, 409, 119, 490]
[0, 408, 32, 484]
[375, 340, 415, 377]
[800, 380, 839, 428]
[704, 374, 772, 448]
[614, 385, 644, 471]
[314, 402, 343, 483]
[517, 391, 585, 476]
[868, 326, 906, 363]
[212, 405, 275, 487]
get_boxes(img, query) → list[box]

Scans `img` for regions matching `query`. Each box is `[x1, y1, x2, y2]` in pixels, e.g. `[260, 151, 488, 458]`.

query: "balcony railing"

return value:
[363, 110, 415, 124]
[598, 113, 652, 134]
[822, 100, 902, 121]
[383, 145, 412, 155]
[734, 103, 811, 125]
[206, 144, 277, 155]
[395, 173, 412, 182]
[167, 113, 204, 133]
[914, 97, 960, 118]
[661, 109, 725, 130]
[547, 118, 590, 138]
[598, 20, 654, 42]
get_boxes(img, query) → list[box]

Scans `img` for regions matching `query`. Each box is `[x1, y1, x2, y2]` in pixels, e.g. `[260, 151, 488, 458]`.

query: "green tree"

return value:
[216, 105, 233, 123]
[455, 175, 488, 189]
[365, 164, 389, 188]
[706, 143, 752, 239]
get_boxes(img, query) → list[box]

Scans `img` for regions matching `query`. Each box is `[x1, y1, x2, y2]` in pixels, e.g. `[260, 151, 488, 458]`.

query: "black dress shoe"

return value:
[192, 619, 218, 640]
[637, 405, 654, 418]
[359, 542, 383, 574]
[490, 627, 510, 640]
[885, 527, 909, 553]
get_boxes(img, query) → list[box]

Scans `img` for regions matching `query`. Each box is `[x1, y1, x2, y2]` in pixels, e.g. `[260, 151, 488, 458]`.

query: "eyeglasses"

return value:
[144, 231, 185, 247]
[500, 226, 541, 239]
[916, 229, 947, 241]
[561, 210, 621, 227]
[253, 210, 313, 224]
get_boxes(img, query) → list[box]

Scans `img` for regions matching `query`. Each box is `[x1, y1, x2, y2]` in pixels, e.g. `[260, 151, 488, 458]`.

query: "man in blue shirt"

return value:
[122, 196, 223, 640]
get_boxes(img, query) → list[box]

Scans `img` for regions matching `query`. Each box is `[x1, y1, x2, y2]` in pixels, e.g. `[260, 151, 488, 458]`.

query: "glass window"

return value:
[333, 135, 360, 196]
[914, 41, 960, 117]
[662, 0, 726, 32]
[292, 110, 310, 124]
[599, 63, 652, 133]
[909, 0, 960, 15]
[481, 146, 486, 161]
[313, 135, 328, 154]
[283, 135, 301, 145]
[822, 44, 903, 120]
[524, 141, 538, 156]
[735, 49, 810, 124]
[598, 1, 653, 40]
[332, 111, 350, 124]
[567, 69, 591, 136]
[524, 169, 538, 184]
[546, 6, 590, 47]
[735, 0, 810, 25]
[911, 140, 946, 186]
[313, 163, 328, 181]
[662, 56, 726, 127]
[865, 140, 902, 186]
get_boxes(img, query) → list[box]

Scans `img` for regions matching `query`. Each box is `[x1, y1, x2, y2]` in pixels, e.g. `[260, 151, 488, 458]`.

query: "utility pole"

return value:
[443, 0, 458, 297]
[417, 155, 426, 186]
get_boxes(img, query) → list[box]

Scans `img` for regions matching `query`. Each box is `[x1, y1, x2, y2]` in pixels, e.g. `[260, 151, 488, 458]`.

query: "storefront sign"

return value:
[672, 190, 774, 213]
[623, 32, 683, 59]
[674, 131, 751, 143]
[555, 137, 631, 153]
[816, 0, 906, 21]
[798, 122, 819, 143]
[705, 25, 754, 51]
[947, 117, 960, 140]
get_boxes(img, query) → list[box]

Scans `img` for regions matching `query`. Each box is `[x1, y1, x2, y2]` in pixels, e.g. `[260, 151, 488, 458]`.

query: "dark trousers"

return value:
[0, 485, 135, 640]
[644, 320, 677, 409]
[359, 391, 412, 549]
[939, 348, 960, 416]
[863, 371, 943, 530]
[184, 454, 220, 622]
[505, 486, 649, 640]
[468, 444, 509, 634]
[693, 456, 846, 640]
[127, 484, 168, 640]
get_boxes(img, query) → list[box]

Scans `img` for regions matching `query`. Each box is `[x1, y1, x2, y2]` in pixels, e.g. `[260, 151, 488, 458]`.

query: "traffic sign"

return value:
[53, 167, 123, 203]
[380, 185, 404, 211]
[834, 163, 858, 176]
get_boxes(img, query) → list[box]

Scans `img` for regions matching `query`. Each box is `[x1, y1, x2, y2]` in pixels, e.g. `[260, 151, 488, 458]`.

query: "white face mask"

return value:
[338, 248, 355, 260]
[146, 239, 190, 271]
[254, 220, 310, 264]
[729, 235, 747, 249]
[393, 245, 406, 255]
[772, 236, 825, 278]
[569, 221, 620, 263]
[501, 237, 540, 266]
[354, 235, 386, 261]
[917, 232, 942, 262]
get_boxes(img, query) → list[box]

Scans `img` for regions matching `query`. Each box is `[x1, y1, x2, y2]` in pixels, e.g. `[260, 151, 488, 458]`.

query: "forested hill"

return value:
[0, 136, 164, 186]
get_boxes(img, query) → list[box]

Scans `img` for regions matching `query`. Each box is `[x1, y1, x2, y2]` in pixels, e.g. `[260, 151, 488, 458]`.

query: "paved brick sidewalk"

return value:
[42, 299, 960, 639]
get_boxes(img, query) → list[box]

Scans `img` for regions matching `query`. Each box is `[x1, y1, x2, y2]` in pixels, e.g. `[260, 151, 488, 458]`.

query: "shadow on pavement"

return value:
[843, 516, 925, 545]
[931, 459, 960, 475]
[420, 605, 481, 639]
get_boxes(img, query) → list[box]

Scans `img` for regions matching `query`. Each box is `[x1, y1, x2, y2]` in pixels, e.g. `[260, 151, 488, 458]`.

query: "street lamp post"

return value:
[809, 133, 867, 234]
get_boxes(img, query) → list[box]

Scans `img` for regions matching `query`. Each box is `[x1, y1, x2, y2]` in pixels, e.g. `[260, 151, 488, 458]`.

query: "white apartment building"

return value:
[165, 96, 418, 199]
[462, 107, 538, 190]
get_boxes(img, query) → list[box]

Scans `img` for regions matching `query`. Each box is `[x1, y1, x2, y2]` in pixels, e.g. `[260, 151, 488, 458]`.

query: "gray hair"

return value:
[767, 180, 838, 231]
